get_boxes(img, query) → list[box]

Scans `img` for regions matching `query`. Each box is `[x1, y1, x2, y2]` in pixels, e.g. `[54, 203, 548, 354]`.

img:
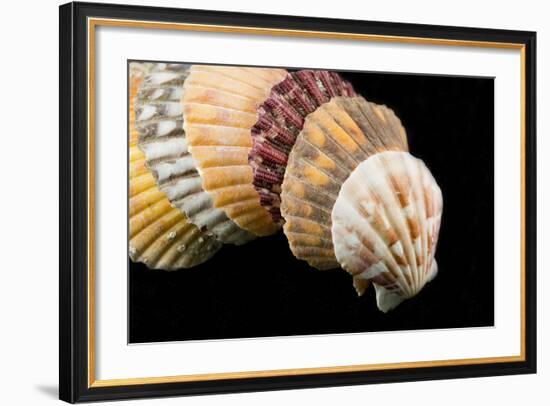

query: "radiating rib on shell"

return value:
[129, 63, 221, 269]
[280, 96, 408, 270]
[249, 70, 356, 225]
[332, 151, 443, 312]
[182, 65, 288, 236]
[135, 63, 255, 245]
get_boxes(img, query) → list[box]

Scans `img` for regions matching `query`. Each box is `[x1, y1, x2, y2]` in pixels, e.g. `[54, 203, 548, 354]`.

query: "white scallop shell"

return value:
[135, 63, 255, 245]
[331, 151, 443, 312]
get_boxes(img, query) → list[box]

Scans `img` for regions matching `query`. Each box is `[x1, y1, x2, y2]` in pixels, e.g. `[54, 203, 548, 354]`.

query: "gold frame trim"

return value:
[87, 17, 527, 388]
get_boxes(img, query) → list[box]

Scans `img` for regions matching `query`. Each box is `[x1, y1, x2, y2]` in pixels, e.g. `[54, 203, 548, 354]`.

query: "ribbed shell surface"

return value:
[135, 64, 255, 245]
[280, 96, 408, 270]
[331, 151, 443, 312]
[129, 63, 221, 269]
[182, 65, 288, 237]
[249, 70, 356, 225]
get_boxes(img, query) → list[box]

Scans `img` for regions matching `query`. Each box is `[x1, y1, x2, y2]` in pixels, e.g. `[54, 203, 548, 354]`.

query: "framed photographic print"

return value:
[59, 1, 537, 403]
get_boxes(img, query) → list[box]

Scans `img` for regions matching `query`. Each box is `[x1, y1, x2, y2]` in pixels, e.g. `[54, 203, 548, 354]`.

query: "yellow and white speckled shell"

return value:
[129, 63, 221, 269]
[182, 65, 288, 237]
[332, 151, 443, 312]
[280, 96, 408, 270]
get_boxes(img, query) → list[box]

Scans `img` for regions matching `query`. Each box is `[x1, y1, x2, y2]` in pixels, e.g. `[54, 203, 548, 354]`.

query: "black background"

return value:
[129, 68, 494, 343]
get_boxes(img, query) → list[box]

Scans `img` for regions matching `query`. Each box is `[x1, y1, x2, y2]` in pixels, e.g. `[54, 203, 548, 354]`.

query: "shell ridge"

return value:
[299, 154, 353, 192]
[345, 100, 396, 157]
[337, 98, 381, 147]
[378, 154, 419, 290]
[371, 154, 420, 291]
[359, 102, 397, 150]
[183, 101, 260, 117]
[129, 173, 156, 196]
[298, 133, 359, 177]
[285, 230, 334, 244]
[152, 230, 193, 269]
[183, 77, 262, 100]
[333, 189, 411, 295]
[411, 157, 434, 289]
[129, 197, 172, 235]
[137, 124, 185, 141]
[284, 173, 340, 205]
[186, 69, 268, 98]
[152, 164, 199, 186]
[184, 84, 258, 102]
[184, 195, 226, 217]
[397, 154, 432, 290]
[392, 154, 424, 291]
[129, 190, 164, 217]
[169, 183, 209, 206]
[379, 106, 407, 148]
[369, 104, 401, 151]
[230, 207, 275, 230]
[280, 187, 334, 215]
[353, 100, 394, 153]
[130, 210, 184, 255]
[284, 214, 332, 232]
[171, 230, 209, 269]
[136, 115, 184, 128]
[306, 110, 365, 167]
[192, 66, 282, 91]
[140, 221, 197, 268]
[187, 122, 257, 133]
[422, 168, 443, 280]
[140, 138, 188, 163]
[355, 100, 406, 154]
[241, 66, 287, 81]
[325, 99, 374, 157]
[403, 157, 428, 291]
[367, 102, 408, 152]
[198, 175, 252, 192]
[147, 159, 197, 181]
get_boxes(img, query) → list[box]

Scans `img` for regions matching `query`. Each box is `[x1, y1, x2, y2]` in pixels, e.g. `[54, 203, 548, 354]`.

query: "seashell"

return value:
[182, 65, 288, 237]
[280, 96, 408, 270]
[135, 63, 255, 245]
[129, 63, 221, 269]
[249, 70, 356, 225]
[331, 151, 443, 312]
[129, 62, 154, 144]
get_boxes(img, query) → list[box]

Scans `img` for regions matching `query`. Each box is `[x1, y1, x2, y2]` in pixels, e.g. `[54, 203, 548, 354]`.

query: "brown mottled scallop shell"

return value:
[280, 96, 409, 270]
[331, 151, 443, 312]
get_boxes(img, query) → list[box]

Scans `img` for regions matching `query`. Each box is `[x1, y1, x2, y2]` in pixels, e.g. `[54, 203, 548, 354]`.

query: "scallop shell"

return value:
[182, 65, 288, 236]
[280, 96, 408, 270]
[331, 151, 443, 312]
[249, 70, 356, 225]
[129, 63, 221, 269]
[135, 64, 255, 245]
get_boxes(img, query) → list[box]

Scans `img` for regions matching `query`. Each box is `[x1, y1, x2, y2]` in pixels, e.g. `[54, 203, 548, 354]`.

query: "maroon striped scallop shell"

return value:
[248, 70, 356, 225]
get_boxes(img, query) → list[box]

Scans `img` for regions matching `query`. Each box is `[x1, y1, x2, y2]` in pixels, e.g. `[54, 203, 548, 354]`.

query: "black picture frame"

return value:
[59, 1, 537, 403]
